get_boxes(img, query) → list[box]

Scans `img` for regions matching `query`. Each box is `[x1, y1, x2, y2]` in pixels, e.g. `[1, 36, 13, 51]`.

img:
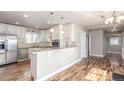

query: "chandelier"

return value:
[104, 11, 124, 25]
[104, 11, 124, 31]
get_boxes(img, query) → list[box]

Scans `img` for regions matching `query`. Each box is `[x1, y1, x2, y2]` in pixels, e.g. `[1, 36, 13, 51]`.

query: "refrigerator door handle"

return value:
[5, 40, 8, 51]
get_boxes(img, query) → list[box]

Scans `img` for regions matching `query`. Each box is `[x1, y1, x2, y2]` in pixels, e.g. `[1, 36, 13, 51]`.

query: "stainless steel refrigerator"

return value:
[0, 35, 17, 65]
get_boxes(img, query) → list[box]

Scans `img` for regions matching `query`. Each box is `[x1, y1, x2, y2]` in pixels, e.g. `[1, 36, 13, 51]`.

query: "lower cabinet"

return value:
[18, 48, 29, 61]
[0, 53, 6, 65]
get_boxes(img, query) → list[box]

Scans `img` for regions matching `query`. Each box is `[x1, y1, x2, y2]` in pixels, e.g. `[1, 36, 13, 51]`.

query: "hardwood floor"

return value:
[48, 53, 124, 81]
[0, 61, 32, 81]
[0, 53, 124, 81]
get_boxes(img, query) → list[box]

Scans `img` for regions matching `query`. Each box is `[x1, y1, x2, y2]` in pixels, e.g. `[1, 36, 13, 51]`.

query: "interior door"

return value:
[80, 32, 87, 58]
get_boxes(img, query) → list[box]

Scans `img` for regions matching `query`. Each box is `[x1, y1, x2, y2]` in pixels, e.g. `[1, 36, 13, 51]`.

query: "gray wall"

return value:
[89, 30, 104, 57]
[103, 32, 107, 56]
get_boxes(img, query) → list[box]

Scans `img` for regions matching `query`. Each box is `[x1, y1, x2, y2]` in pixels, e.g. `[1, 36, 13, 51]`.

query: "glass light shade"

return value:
[105, 15, 124, 25]
[105, 17, 114, 24]
[50, 28, 54, 32]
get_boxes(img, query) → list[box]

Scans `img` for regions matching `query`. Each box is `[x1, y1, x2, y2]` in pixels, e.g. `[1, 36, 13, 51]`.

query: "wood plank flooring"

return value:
[0, 61, 32, 81]
[0, 53, 124, 81]
[48, 53, 124, 81]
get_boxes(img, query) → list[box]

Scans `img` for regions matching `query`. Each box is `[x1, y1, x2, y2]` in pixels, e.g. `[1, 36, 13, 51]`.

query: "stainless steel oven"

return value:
[52, 39, 60, 47]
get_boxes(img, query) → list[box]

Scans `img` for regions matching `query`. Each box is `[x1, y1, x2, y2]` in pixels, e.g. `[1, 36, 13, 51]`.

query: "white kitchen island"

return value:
[31, 47, 81, 80]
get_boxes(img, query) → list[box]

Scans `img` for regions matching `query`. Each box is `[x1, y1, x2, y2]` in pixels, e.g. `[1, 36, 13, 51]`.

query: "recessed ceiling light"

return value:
[16, 22, 19, 24]
[61, 17, 64, 19]
[24, 14, 29, 18]
[50, 12, 54, 15]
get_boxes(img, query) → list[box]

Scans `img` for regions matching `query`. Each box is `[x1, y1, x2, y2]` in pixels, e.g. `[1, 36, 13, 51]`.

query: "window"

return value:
[110, 37, 120, 45]
[25, 32, 40, 43]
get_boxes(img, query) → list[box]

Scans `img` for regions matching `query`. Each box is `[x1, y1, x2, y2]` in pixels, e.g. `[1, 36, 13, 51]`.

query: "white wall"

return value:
[89, 30, 104, 57]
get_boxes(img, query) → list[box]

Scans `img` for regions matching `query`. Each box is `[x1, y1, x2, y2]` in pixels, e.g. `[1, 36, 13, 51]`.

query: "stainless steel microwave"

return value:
[52, 39, 60, 47]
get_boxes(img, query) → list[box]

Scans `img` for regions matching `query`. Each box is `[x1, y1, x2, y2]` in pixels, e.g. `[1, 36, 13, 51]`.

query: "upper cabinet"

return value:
[45, 29, 51, 42]
[51, 25, 61, 40]
[0, 23, 7, 34]
[40, 30, 51, 42]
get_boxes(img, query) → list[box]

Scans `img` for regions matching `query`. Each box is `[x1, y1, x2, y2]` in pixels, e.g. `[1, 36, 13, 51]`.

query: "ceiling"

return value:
[0, 11, 124, 31]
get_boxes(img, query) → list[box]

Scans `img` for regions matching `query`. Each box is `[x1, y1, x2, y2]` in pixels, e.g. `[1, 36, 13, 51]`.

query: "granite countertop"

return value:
[18, 46, 52, 49]
[31, 46, 79, 53]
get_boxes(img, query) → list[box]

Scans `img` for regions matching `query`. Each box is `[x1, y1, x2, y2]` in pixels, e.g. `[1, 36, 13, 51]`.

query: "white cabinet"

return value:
[51, 25, 60, 40]
[40, 30, 47, 42]
[62, 23, 76, 47]
[45, 30, 51, 42]
[6, 25, 16, 34]
[16, 27, 25, 42]
[40, 30, 51, 42]
[0, 53, 6, 65]
[0, 23, 7, 34]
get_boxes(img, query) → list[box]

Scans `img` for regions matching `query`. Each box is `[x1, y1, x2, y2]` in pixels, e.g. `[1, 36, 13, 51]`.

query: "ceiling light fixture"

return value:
[24, 14, 29, 18]
[50, 12, 54, 15]
[103, 11, 124, 32]
[104, 11, 124, 25]
[50, 28, 54, 32]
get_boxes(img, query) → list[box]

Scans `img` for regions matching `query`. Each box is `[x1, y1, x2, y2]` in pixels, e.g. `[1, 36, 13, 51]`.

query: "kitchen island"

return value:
[31, 47, 81, 80]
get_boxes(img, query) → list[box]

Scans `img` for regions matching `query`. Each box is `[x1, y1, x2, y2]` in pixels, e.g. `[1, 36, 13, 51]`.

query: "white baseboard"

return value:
[90, 53, 104, 57]
[38, 58, 82, 81]
[107, 51, 121, 54]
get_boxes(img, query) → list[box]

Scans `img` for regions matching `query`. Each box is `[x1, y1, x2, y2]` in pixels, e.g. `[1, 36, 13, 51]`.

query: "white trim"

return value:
[90, 53, 104, 57]
[38, 58, 82, 81]
[107, 51, 121, 54]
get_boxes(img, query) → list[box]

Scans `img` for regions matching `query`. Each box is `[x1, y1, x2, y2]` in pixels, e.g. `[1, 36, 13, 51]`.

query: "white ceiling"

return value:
[0, 11, 124, 31]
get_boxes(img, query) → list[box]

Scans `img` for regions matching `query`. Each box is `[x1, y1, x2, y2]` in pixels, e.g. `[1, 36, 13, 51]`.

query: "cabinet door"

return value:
[52, 25, 60, 40]
[45, 30, 51, 42]
[0, 53, 6, 65]
[40, 30, 46, 42]
[18, 49, 29, 60]
[7, 25, 15, 34]
[0, 23, 6, 34]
